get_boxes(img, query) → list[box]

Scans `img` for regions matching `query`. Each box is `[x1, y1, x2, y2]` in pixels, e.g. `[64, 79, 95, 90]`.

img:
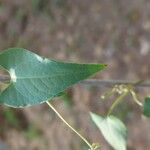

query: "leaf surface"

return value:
[0, 48, 106, 107]
[90, 113, 127, 150]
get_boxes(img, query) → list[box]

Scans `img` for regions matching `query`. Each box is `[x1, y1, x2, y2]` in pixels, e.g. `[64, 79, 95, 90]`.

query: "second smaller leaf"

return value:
[90, 113, 127, 150]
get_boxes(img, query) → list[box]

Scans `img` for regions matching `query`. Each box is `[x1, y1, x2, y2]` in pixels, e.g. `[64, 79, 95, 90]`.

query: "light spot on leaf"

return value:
[43, 58, 49, 63]
[35, 54, 43, 62]
[10, 68, 17, 82]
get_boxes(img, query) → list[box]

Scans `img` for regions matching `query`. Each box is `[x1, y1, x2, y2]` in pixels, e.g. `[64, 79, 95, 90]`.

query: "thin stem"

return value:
[46, 101, 92, 149]
[107, 91, 129, 116]
[0, 74, 150, 88]
[80, 79, 150, 88]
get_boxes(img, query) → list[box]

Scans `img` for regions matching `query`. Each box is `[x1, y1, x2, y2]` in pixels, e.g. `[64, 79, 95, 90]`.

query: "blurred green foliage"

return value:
[143, 97, 150, 118]
[2, 108, 19, 127]
[61, 91, 74, 107]
[25, 125, 41, 140]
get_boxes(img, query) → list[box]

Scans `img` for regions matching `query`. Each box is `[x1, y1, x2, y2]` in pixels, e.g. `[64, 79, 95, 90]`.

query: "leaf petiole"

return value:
[46, 101, 93, 149]
[107, 90, 129, 116]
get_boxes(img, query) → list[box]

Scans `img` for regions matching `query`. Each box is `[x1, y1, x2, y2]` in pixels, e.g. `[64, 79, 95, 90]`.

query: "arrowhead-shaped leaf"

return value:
[0, 48, 106, 107]
[90, 113, 127, 150]
[143, 97, 150, 118]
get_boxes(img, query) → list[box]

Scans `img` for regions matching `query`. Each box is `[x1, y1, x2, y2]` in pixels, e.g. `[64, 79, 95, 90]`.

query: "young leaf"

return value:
[90, 113, 127, 150]
[143, 97, 150, 118]
[0, 48, 106, 107]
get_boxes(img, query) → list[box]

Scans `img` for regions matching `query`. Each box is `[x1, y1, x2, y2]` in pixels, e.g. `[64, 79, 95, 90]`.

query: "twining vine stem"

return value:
[80, 79, 150, 88]
[46, 101, 93, 149]
[0, 75, 150, 88]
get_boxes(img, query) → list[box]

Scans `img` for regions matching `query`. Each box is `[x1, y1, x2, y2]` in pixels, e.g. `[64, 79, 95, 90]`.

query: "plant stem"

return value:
[107, 91, 129, 116]
[46, 101, 92, 149]
[80, 79, 150, 88]
[0, 74, 150, 88]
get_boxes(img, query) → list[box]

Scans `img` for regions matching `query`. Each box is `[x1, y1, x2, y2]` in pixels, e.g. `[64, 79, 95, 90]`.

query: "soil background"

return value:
[0, 0, 150, 150]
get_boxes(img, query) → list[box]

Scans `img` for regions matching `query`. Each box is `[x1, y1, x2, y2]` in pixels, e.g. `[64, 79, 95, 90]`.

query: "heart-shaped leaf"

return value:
[0, 48, 106, 107]
[90, 113, 127, 150]
[143, 97, 150, 118]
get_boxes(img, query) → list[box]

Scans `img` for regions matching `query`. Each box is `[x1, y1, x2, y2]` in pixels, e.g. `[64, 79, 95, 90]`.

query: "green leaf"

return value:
[0, 48, 106, 107]
[90, 113, 127, 150]
[143, 97, 150, 118]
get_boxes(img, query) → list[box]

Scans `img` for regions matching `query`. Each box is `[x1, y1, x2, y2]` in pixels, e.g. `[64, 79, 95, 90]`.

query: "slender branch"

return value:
[0, 74, 150, 88]
[80, 79, 150, 88]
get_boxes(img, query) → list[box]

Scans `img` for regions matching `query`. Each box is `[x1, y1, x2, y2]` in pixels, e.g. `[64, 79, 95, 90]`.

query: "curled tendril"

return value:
[101, 83, 143, 109]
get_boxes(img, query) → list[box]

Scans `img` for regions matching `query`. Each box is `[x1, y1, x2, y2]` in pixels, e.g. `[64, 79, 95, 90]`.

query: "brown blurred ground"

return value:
[0, 0, 150, 150]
